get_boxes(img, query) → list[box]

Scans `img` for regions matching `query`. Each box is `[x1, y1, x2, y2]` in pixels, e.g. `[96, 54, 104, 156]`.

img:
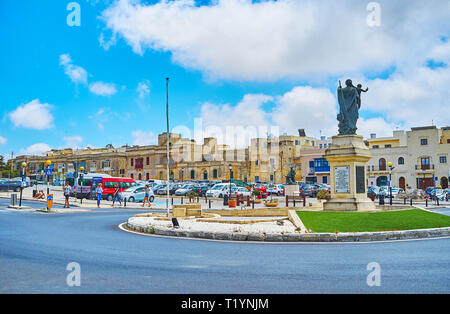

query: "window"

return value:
[255, 176, 260, 183]
[440, 156, 447, 163]
[319, 144, 322, 148]
[130, 158, 134, 166]
[324, 144, 327, 148]
[421, 138, 428, 145]
[385, 144, 392, 148]
[398, 157, 405, 165]
[421, 157, 430, 169]
[135, 158, 143, 169]
[146, 157, 149, 165]
[146, 173, 150, 180]
[102, 160, 111, 169]
[213, 169, 218, 179]
[372, 145, 379, 149]
[295, 140, 301, 145]
[255, 160, 259, 166]
[379, 158, 386, 170]
[190, 170, 195, 179]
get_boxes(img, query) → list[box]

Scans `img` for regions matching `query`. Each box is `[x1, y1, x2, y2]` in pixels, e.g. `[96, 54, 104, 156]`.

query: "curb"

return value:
[125, 221, 450, 243]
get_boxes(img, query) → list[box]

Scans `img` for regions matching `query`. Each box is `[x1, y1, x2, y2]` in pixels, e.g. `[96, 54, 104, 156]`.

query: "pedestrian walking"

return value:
[112, 183, 122, 206]
[64, 182, 72, 208]
[142, 184, 152, 207]
[95, 183, 103, 208]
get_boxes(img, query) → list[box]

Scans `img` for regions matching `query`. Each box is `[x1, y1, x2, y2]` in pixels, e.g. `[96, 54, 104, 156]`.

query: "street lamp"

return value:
[19, 162, 27, 207]
[273, 167, 277, 185]
[79, 166, 84, 203]
[181, 167, 184, 183]
[229, 164, 233, 196]
[387, 161, 394, 206]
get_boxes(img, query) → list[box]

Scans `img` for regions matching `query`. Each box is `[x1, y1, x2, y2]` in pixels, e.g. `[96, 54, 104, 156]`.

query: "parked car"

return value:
[157, 183, 182, 195]
[231, 187, 252, 197]
[190, 184, 210, 197]
[121, 186, 155, 203]
[0, 180, 22, 192]
[431, 189, 446, 201]
[206, 183, 236, 198]
[174, 184, 195, 196]
[267, 184, 283, 196]
[101, 177, 137, 201]
[300, 184, 318, 197]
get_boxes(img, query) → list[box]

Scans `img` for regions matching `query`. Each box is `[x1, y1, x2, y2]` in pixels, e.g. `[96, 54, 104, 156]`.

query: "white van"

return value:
[206, 183, 236, 198]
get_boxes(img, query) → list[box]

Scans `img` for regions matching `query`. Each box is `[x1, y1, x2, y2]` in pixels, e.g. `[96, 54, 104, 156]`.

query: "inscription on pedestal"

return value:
[335, 166, 349, 193]
[356, 166, 365, 194]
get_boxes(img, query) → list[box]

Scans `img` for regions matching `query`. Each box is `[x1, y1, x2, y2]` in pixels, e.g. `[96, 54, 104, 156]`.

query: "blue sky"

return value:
[1, 0, 449, 158]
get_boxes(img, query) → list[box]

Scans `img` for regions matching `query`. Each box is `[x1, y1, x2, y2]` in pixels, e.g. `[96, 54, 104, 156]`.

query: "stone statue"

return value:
[286, 166, 296, 185]
[337, 79, 368, 135]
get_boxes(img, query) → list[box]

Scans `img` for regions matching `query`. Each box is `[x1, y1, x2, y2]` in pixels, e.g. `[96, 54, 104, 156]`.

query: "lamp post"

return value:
[166, 77, 170, 217]
[229, 164, 232, 196]
[62, 164, 65, 187]
[273, 167, 277, 185]
[422, 168, 426, 192]
[19, 162, 27, 207]
[181, 167, 184, 183]
[79, 166, 84, 203]
[388, 161, 394, 206]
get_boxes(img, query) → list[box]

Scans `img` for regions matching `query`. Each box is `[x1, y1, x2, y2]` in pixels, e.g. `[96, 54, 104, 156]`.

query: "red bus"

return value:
[100, 177, 137, 201]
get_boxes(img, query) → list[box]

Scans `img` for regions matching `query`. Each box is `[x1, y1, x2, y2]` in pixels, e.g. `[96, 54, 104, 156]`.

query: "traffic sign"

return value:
[45, 168, 53, 176]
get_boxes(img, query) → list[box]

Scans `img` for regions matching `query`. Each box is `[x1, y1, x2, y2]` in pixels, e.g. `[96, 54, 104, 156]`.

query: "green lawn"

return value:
[297, 209, 450, 233]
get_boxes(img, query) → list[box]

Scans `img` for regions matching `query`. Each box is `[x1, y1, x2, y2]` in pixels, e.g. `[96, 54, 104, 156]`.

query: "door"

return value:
[399, 177, 406, 190]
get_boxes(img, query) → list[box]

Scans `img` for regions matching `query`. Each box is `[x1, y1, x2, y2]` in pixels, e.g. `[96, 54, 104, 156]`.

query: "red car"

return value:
[100, 177, 137, 201]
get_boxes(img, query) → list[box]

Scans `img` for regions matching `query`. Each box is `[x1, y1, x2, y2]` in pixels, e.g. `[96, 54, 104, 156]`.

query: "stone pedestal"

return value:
[323, 135, 377, 212]
[284, 184, 300, 197]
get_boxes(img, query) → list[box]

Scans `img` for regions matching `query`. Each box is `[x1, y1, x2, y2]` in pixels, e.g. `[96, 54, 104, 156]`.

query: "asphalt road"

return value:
[0, 199, 449, 294]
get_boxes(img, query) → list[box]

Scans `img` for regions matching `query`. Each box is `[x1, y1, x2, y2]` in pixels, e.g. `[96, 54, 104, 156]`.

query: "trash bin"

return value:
[10, 194, 17, 206]
[223, 194, 229, 206]
[379, 195, 385, 205]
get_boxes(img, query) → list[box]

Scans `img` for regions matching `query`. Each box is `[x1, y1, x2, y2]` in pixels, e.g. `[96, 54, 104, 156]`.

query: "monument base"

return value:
[323, 134, 377, 212]
[284, 184, 299, 197]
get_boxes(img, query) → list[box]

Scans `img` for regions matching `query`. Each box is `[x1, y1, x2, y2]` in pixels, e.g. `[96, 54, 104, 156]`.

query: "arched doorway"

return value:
[399, 177, 406, 190]
[376, 176, 388, 187]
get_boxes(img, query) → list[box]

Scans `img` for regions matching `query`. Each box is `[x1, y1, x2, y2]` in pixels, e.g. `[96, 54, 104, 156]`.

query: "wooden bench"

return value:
[285, 195, 306, 207]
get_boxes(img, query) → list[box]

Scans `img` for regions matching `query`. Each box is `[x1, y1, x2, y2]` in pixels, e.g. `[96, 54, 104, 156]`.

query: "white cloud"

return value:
[64, 136, 84, 148]
[137, 80, 150, 99]
[9, 99, 54, 130]
[101, 0, 450, 81]
[59, 54, 88, 85]
[132, 130, 157, 146]
[363, 65, 450, 129]
[89, 81, 117, 96]
[19, 143, 52, 156]
[0, 136, 7, 145]
[272, 86, 337, 137]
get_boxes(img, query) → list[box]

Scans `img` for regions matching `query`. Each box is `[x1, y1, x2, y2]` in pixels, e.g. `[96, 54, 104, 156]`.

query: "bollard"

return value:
[303, 196, 306, 207]
[425, 198, 428, 207]
[293, 200, 296, 207]
[171, 198, 173, 205]
[209, 200, 211, 209]
[437, 198, 439, 206]
[286, 195, 289, 207]
[205, 196, 207, 204]
[124, 198, 126, 207]
[410, 198, 412, 206]
[252, 200, 254, 209]
[404, 198, 406, 205]
[181, 197, 183, 204]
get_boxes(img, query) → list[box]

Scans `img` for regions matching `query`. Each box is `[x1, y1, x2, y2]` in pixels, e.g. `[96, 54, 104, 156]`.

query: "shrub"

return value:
[316, 190, 331, 201]
[186, 191, 199, 198]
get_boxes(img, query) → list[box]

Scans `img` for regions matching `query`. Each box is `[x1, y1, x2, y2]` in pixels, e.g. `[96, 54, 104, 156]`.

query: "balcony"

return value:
[367, 166, 389, 173]
[415, 164, 434, 172]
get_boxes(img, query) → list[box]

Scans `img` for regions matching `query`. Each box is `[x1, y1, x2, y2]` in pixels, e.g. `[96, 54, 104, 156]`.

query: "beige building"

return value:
[367, 126, 450, 190]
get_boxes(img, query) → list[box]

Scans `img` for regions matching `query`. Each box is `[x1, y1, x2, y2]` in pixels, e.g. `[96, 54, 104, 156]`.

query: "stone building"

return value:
[366, 126, 450, 190]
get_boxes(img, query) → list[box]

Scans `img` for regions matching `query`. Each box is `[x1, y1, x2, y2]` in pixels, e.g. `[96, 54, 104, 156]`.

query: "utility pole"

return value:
[166, 77, 170, 217]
